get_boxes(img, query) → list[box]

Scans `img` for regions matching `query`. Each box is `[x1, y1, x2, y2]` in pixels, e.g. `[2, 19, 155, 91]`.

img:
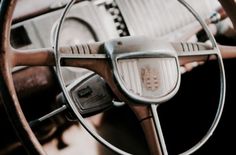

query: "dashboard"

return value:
[11, 0, 221, 49]
[10, 0, 222, 84]
[11, 1, 119, 50]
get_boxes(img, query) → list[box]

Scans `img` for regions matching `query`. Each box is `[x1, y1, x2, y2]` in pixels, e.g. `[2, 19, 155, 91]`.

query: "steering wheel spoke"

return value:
[173, 42, 218, 57]
[150, 104, 168, 155]
[129, 104, 167, 155]
[173, 41, 221, 66]
[12, 48, 55, 67]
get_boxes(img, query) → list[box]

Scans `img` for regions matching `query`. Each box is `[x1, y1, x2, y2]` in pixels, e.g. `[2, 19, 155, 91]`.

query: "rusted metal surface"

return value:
[13, 67, 57, 99]
[0, 66, 59, 154]
[0, 0, 46, 154]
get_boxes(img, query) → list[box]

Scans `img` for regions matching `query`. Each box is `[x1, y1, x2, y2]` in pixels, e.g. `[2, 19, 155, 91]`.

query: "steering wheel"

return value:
[0, 0, 229, 154]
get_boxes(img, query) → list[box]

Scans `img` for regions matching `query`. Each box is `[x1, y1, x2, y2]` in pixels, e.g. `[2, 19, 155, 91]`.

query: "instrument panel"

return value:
[11, 0, 219, 49]
[10, 0, 220, 83]
[11, 1, 119, 50]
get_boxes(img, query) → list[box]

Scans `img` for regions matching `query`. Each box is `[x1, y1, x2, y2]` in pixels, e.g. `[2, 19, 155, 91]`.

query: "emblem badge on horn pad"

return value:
[105, 36, 181, 104]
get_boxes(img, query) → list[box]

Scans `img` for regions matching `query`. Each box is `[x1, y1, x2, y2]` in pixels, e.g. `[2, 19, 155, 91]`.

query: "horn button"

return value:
[105, 36, 181, 104]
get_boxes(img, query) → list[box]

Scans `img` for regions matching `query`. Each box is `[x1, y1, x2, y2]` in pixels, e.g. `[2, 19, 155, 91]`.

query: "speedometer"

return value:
[51, 17, 98, 85]
[58, 17, 98, 46]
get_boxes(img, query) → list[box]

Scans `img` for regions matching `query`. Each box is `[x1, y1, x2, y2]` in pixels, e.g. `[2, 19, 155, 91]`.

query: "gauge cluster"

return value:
[10, 0, 121, 82]
[10, 1, 120, 50]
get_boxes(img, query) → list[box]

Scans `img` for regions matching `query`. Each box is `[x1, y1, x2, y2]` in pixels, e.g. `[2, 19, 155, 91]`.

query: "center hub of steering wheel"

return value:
[105, 36, 181, 104]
